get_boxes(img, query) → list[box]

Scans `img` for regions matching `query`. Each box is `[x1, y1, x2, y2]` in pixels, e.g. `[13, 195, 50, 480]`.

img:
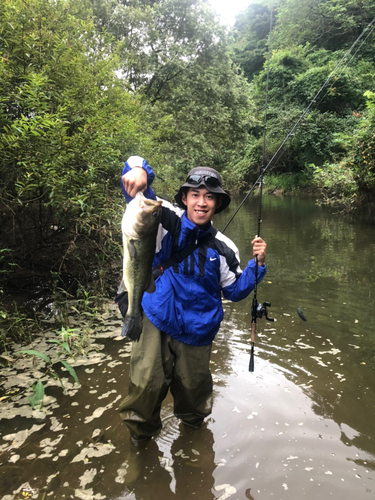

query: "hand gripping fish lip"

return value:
[122, 192, 162, 239]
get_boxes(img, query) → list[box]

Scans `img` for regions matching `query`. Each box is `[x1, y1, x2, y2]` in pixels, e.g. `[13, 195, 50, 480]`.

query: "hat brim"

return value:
[174, 182, 231, 214]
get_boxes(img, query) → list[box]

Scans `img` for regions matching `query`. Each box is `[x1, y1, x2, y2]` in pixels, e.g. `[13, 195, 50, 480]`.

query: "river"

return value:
[1, 194, 374, 500]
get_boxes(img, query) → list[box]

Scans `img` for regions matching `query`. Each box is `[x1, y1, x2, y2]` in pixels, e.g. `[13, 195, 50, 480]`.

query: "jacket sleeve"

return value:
[222, 259, 267, 302]
[120, 156, 156, 202]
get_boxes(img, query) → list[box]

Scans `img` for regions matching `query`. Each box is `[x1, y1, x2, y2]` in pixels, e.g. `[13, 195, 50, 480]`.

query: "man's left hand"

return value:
[252, 236, 267, 266]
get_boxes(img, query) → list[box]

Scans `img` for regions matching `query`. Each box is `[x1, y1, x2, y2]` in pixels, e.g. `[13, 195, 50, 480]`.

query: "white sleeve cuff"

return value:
[127, 156, 144, 169]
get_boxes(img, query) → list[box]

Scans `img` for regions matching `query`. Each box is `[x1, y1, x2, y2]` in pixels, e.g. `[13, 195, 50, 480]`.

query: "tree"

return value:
[0, 0, 148, 291]
[272, 0, 375, 52]
[91, 0, 255, 176]
[231, 2, 272, 81]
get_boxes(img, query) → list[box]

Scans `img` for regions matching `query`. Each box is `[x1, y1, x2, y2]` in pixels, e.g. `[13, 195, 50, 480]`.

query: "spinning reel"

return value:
[251, 300, 274, 322]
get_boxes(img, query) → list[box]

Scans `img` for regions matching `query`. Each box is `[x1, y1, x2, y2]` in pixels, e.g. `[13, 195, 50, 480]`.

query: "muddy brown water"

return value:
[1, 195, 375, 500]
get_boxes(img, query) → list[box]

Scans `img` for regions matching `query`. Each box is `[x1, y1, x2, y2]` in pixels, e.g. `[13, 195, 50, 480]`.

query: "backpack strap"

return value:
[115, 226, 219, 317]
[153, 225, 218, 278]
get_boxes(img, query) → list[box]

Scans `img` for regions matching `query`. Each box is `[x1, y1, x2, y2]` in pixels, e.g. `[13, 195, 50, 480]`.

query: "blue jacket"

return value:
[121, 157, 266, 346]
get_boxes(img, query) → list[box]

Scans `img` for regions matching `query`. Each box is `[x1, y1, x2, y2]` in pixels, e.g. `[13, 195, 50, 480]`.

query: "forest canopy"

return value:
[1, 0, 374, 297]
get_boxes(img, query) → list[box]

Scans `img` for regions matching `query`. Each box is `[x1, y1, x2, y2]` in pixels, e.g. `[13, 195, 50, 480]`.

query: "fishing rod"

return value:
[222, 15, 375, 235]
[249, 6, 274, 373]
[222, 14, 375, 372]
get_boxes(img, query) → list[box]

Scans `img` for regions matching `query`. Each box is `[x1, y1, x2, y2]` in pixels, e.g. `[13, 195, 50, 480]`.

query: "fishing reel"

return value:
[252, 300, 274, 322]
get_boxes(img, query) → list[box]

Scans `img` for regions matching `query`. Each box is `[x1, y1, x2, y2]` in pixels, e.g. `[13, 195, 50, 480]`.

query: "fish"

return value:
[297, 307, 307, 321]
[120, 191, 162, 341]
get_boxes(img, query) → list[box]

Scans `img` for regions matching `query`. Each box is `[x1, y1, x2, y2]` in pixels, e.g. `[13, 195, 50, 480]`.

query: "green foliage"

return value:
[27, 380, 45, 410]
[1, 0, 258, 313]
[17, 327, 82, 408]
[56, 326, 91, 355]
[307, 161, 358, 209]
[271, 0, 375, 52]
[1, 0, 375, 322]
[263, 171, 314, 193]
[0, 302, 39, 345]
[19, 349, 50, 363]
[229, 0, 375, 205]
[230, 3, 272, 81]
[344, 90, 375, 191]
[0, 0, 149, 299]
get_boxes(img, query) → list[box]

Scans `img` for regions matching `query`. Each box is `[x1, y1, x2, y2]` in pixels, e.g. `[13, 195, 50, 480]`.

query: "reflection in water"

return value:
[1, 194, 375, 500]
[117, 423, 215, 500]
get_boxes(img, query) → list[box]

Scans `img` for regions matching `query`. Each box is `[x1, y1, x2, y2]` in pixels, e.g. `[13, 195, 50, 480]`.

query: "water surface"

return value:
[1, 194, 374, 500]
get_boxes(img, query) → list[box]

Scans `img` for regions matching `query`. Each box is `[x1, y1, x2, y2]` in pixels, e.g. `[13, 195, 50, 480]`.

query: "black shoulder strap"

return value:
[153, 225, 218, 276]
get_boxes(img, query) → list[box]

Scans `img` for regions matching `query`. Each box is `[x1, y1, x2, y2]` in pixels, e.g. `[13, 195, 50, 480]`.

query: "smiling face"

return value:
[181, 187, 221, 227]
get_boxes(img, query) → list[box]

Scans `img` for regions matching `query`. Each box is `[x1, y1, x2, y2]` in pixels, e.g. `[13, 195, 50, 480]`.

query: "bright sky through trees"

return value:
[208, 0, 252, 25]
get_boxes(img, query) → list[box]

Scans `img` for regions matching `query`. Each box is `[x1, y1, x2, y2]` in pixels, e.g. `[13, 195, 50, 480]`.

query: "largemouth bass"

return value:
[120, 192, 162, 341]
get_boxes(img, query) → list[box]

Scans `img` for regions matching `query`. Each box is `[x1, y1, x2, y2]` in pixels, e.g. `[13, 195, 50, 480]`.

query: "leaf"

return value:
[61, 342, 71, 353]
[33, 380, 45, 404]
[27, 380, 45, 408]
[27, 395, 35, 409]
[60, 360, 80, 385]
[18, 350, 50, 363]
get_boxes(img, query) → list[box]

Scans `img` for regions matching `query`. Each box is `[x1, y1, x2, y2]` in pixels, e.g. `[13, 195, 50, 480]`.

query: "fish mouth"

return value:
[137, 192, 162, 211]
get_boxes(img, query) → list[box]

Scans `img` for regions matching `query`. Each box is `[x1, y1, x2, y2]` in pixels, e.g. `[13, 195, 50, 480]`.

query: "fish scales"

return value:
[121, 192, 162, 341]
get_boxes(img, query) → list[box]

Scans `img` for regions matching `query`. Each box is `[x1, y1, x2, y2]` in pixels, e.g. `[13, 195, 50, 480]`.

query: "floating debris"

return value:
[71, 443, 115, 463]
[310, 356, 328, 367]
[1, 424, 45, 452]
[215, 458, 227, 467]
[214, 484, 237, 500]
[74, 488, 106, 499]
[79, 468, 97, 489]
[115, 467, 128, 484]
[297, 308, 307, 321]
[319, 348, 341, 356]
[84, 395, 121, 423]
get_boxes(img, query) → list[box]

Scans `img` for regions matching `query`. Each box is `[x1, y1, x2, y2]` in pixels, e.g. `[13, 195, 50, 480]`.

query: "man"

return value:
[118, 156, 267, 443]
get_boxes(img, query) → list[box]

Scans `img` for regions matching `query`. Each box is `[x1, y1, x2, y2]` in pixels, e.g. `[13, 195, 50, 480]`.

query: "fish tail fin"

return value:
[121, 314, 143, 342]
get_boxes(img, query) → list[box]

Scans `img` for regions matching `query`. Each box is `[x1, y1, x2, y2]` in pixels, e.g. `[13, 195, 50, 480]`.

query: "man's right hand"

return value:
[122, 167, 147, 198]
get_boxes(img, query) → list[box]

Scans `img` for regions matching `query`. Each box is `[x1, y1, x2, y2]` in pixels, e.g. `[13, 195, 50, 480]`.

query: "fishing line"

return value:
[313, 22, 375, 111]
[223, 12, 375, 372]
[222, 15, 375, 234]
[249, 5, 274, 373]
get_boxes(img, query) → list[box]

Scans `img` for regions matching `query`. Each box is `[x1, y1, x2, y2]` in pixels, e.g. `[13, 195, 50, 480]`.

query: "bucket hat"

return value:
[174, 167, 231, 214]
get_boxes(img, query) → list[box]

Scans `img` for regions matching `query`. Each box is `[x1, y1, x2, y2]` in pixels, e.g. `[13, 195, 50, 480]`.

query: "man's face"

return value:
[181, 187, 221, 227]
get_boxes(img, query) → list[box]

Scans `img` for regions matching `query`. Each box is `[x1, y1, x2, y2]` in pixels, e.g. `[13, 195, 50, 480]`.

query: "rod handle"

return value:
[251, 322, 256, 343]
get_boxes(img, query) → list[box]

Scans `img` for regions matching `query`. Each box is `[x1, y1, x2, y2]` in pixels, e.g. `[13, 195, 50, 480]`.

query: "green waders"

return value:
[118, 316, 213, 440]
